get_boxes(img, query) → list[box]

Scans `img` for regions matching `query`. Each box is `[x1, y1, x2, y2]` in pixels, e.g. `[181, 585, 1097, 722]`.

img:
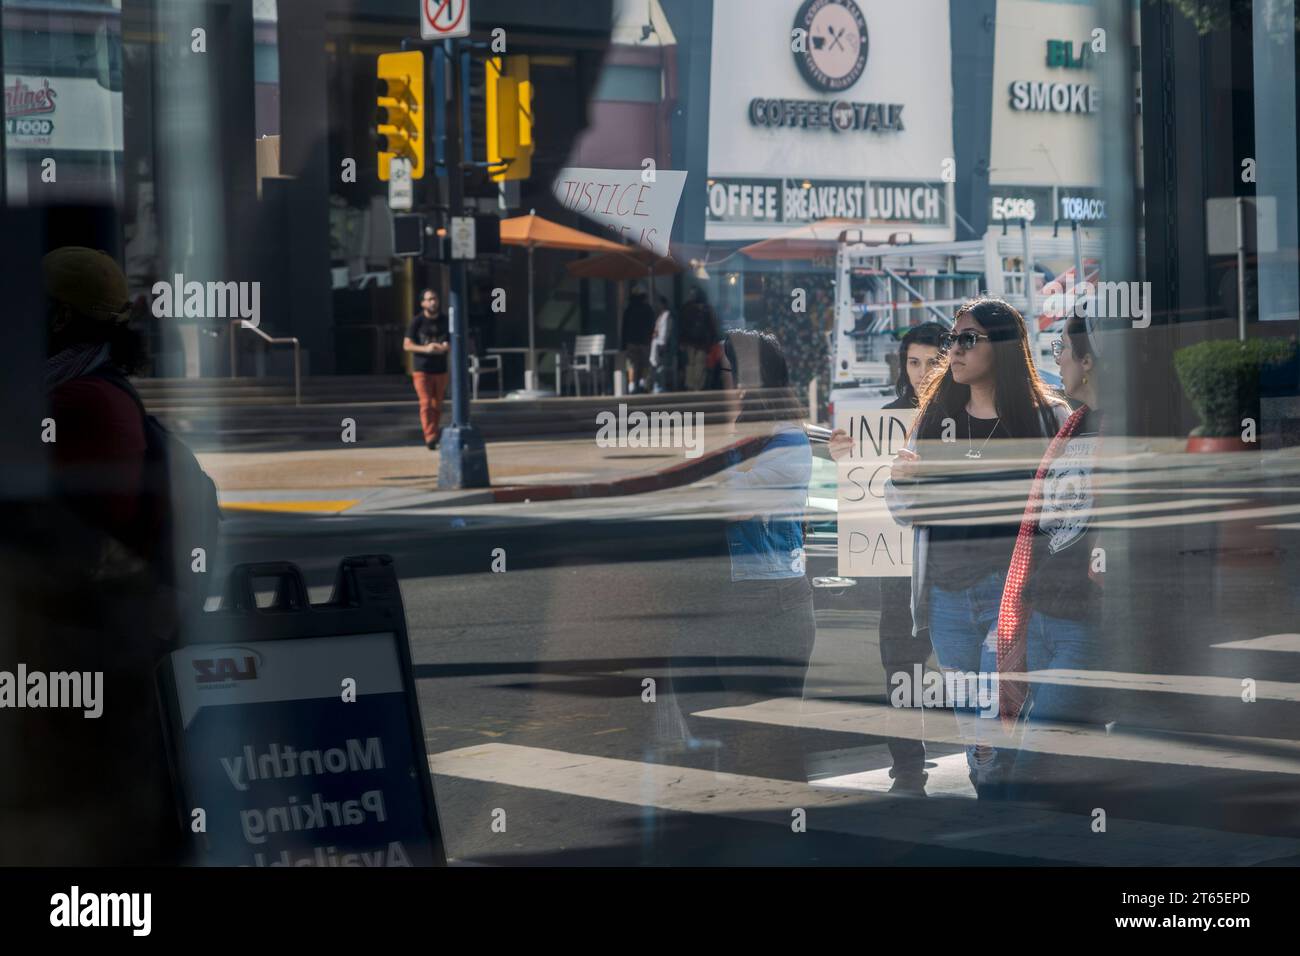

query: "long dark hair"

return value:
[724, 329, 802, 424]
[894, 321, 948, 405]
[914, 296, 1062, 439]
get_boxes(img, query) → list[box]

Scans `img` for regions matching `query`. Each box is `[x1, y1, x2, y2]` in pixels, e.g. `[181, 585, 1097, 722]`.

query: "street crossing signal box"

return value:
[376, 51, 425, 181]
[486, 55, 532, 182]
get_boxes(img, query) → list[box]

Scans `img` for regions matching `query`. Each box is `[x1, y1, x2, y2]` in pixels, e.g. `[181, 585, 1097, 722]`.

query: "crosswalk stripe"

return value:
[1011, 668, 1300, 702]
[429, 742, 1300, 865]
[813, 752, 977, 799]
[1212, 633, 1300, 653]
[694, 698, 1300, 775]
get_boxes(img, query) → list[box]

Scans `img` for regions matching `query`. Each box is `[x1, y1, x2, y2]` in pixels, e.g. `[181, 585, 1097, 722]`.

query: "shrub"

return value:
[1173, 338, 1297, 437]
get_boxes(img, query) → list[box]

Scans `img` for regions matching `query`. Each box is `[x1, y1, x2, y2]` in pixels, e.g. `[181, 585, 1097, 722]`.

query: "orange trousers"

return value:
[412, 371, 449, 444]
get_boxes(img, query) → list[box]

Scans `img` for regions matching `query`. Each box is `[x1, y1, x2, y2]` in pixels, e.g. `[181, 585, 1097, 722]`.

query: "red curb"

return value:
[490, 434, 768, 503]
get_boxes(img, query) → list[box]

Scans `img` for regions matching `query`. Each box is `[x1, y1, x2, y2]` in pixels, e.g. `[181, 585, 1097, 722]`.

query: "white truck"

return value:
[828, 221, 1109, 417]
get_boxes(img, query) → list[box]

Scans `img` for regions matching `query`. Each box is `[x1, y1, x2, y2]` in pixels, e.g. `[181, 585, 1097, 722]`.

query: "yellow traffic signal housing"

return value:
[376, 50, 424, 181]
[486, 55, 532, 182]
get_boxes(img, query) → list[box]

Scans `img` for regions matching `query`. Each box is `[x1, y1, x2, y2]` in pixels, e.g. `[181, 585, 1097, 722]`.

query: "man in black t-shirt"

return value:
[404, 288, 451, 450]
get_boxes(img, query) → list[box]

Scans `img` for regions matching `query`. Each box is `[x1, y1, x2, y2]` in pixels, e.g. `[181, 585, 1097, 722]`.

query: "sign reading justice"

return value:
[552, 166, 687, 257]
[833, 403, 917, 577]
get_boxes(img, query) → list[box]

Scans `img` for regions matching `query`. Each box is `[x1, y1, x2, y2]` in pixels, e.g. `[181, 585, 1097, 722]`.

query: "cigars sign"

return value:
[553, 167, 688, 258]
[3, 75, 123, 151]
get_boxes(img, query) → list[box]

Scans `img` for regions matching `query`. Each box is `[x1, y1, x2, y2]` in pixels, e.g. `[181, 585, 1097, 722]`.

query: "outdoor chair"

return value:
[559, 333, 607, 396]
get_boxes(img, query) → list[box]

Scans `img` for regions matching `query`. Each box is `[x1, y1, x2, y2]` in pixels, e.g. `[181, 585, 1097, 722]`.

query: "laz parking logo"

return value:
[193, 651, 260, 685]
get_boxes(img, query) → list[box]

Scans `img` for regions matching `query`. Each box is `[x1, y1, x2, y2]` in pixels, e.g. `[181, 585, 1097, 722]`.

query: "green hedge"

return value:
[1173, 338, 1297, 437]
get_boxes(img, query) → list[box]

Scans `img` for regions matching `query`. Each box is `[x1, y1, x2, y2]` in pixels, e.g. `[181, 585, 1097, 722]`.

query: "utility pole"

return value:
[437, 37, 490, 488]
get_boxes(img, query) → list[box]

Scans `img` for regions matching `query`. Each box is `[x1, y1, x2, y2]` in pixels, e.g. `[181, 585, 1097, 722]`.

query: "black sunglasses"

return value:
[940, 330, 992, 352]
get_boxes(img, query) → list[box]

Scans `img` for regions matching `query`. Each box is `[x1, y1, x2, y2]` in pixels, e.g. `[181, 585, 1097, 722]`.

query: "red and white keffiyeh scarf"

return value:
[996, 404, 1091, 724]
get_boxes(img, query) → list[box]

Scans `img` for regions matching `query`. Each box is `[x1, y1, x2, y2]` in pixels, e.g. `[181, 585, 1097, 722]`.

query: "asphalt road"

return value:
[217, 458, 1300, 865]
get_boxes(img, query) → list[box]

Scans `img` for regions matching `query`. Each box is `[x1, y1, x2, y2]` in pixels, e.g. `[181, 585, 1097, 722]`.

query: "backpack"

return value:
[89, 367, 222, 610]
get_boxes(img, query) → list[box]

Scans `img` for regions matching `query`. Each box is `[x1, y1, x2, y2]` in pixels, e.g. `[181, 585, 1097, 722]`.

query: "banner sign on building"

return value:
[989, 185, 1055, 225]
[4, 74, 123, 152]
[707, 176, 947, 228]
[553, 166, 687, 257]
[706, 0, 954, 243]
[833, 402, 917, 578]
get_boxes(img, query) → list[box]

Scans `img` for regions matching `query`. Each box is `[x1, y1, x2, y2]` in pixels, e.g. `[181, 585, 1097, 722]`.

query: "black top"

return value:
[1023, 409, 1103, 621]
[622, 297, 656, 347]
[407, 312, 449, 374]
[921, 412, 1022, 591]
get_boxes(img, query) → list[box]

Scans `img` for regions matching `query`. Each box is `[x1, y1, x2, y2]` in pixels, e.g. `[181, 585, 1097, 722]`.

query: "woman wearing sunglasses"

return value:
[881, 297, 1068, 798]
[995, 311, 1114, 805]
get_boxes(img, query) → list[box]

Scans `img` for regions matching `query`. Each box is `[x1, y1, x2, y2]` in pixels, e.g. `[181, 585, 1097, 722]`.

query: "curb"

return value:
[490, 435, 766, 503]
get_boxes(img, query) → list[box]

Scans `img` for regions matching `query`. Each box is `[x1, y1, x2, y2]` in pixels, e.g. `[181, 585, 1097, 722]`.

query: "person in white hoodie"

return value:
[649, 294, 676, 393]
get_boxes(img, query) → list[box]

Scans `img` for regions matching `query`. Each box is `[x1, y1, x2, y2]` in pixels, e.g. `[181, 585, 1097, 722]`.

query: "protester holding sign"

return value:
[882, 298, 1067, 798]
[830, 322, 946, 793]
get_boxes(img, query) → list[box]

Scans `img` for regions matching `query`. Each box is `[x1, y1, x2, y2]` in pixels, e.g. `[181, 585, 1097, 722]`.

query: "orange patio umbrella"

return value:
[566, 246, 684, 280]
[739, 217, 864, 261]
[500, 210, 628, 380]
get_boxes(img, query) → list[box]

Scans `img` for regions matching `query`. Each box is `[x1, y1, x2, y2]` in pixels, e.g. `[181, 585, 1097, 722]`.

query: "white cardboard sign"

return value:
[833, 402, 917, 578]
[552, 167, 687, 257]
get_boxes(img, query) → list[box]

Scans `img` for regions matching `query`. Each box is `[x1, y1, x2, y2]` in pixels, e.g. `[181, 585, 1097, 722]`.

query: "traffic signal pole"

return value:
[436, 36, 490, 489]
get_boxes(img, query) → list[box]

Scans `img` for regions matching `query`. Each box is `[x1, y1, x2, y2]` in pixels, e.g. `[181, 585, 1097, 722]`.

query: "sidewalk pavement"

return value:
[203, 423, 759, 514]
[202, 426, 1295, 516]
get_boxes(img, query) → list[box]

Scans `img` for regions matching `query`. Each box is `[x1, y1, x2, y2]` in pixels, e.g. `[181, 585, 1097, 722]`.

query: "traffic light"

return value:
[486, 55, 532, 182]
[376, 50, 424, 181]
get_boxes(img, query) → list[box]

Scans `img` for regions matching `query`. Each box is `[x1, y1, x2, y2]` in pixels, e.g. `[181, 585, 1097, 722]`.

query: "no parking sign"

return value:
[421, 0, 470, 40]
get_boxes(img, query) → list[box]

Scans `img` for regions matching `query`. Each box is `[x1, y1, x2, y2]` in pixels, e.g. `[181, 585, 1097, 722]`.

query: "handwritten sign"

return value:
[552, 167, 687, 257]
[833, 403, 917, 577]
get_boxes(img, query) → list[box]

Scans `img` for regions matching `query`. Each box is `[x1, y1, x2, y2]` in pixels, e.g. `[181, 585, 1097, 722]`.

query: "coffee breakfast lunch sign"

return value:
[833, 402, 917, 577]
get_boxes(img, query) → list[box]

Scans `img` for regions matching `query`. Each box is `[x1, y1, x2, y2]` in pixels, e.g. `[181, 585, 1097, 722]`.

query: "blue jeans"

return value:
[1008, 610, 1098, 798]
[927, 572, 1007, 786]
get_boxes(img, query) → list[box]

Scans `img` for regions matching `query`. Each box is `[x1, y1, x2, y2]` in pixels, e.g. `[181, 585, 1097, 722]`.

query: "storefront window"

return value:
[2, 0, 1299, 903]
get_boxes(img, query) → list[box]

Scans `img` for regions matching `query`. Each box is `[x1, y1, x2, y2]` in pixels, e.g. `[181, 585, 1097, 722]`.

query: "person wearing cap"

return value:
[44, 246, 151, 551]
[33, 246, 186, 864]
